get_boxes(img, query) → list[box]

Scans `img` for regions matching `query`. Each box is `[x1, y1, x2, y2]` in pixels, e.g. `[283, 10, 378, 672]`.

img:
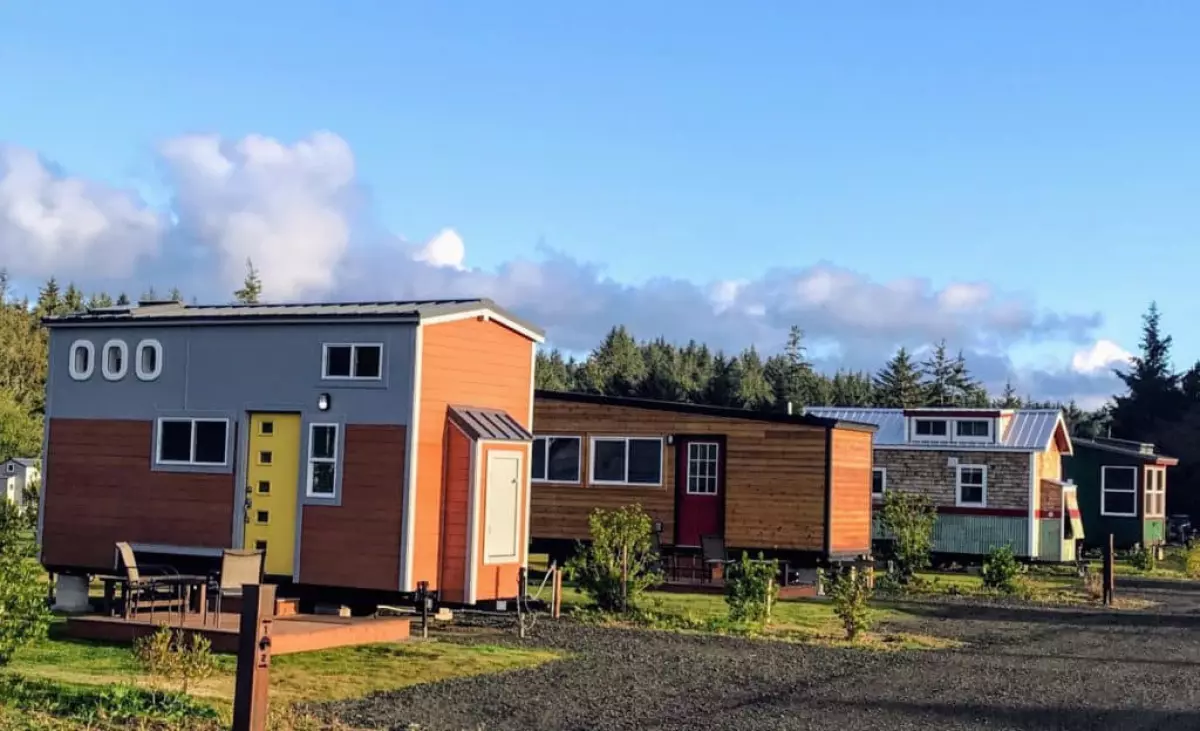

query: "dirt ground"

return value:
[319, 582, 1200, 731]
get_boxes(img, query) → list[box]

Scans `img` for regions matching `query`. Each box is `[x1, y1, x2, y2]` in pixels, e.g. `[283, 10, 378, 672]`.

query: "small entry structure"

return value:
[1064, 437, 1177, 550]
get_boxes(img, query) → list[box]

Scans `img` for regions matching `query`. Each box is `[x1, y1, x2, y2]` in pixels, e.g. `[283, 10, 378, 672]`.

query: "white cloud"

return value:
[1071, 339, 1133, 374]
[0, 144, 162, 278]
[414, 228, 467, 270]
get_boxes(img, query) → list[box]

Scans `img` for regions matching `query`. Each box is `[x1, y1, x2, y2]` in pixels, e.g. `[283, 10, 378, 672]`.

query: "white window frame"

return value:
[4, 463, 13, 474]
[69, 340, 95, 381]
[912, 418, 949, 441]
[955, 464, 988, 507]
[1144, 467, 1166, 519]
[155, 418, 230, 466]
[321, 343, 384, 381]
[589, 436, 664, 487]
[872, 467, 887, 498]
[531, 435, 582, 484]
[306, 423, 340, 498]
[101, 339, 128, 381]
[685, 441, 720, 495]
[135, 339, 163, 381]
[953, 419, 993, 443]
[1100, 465, 1138, 518]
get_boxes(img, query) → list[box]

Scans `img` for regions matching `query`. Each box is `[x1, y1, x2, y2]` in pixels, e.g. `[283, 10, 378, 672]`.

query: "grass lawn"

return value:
[906, 568, 1158, 610]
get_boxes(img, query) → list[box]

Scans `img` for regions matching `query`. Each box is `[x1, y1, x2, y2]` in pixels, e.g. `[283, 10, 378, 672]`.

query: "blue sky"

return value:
[1, 2, 1196, 404]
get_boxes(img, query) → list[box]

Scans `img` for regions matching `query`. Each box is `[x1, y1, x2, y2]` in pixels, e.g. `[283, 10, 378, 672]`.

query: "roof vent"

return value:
[136, 299, 183, 308]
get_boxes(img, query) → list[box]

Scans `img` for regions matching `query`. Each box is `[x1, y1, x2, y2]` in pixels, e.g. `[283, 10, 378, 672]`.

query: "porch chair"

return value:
[112, 542, 182, 620]
[700, 534, 730, 583]
[648, 529, 673, 581]
[208, 549, 265, 620]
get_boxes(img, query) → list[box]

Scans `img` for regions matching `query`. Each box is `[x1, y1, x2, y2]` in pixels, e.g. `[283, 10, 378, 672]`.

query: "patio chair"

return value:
[112, 542, 182, 619]
[208, 548, 265, 618]
[700, 534, 730, 583]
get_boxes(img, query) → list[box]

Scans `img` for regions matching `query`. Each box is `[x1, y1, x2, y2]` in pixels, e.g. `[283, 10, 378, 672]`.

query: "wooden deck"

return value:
[64, 611, 412, 654]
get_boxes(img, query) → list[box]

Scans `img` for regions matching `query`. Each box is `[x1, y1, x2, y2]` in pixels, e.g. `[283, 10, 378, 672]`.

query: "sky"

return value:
[2, 2, 1197, 408]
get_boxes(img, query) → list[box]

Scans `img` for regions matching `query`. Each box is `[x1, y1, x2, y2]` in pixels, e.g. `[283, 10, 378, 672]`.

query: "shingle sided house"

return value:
[806, 407, 1078, 561]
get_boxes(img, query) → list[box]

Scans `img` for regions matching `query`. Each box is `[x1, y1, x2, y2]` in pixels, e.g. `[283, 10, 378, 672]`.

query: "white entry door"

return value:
[484, 451, 522, 564]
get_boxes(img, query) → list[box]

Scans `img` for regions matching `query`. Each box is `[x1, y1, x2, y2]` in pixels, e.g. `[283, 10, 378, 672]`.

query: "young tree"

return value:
[874, 347, 924, 408]
[87, 292, 114, 309]
[920, 341, 956, 407]
[34, 278, 61, 318]
[234, 258, 263, 304]
[61, 283, 84, 314]
[565, 505, 662, 613]
[1110, 302, 1183, 439]
[168, 287, 183, 302]
[638, 339, 685, 402]
[878, 491, 938, 584]
[996, 379, 1022, 408]
[950, 350, 989, 406]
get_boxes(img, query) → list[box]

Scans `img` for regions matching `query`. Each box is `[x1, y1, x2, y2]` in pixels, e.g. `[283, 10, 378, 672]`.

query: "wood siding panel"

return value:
[474, 442, 531, 602]
[299, 425, 406, 591]
[415, 319, 534, 590]
[829, 429, 873, 554]
[42, 419, 236, 571]
[874, 449, 1032, 511]
[532, 398, 831, 552]
[438, 425, 472, 603]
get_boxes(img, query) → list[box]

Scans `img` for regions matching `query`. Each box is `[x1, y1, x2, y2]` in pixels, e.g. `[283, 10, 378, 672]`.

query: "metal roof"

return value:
[448, 405, 533, 442]
[804, 407, 1066, 452]
[4, 458, 39, 468]
[1072, 437, 1178, 465]
[41, 298, 545, 339]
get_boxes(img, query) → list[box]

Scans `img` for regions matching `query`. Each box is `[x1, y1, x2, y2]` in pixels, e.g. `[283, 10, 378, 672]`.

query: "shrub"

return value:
[134, 625, 219, 695]
[1129, 544, 1157, 572]
[877, 491, 937, 584]
[1186, 544, 1200, 579]
[724, 552, 779, 624]
[826, 566, 872, 641]
[565, 505, 662, 612]
[981, 544, 1021, 594]
[0, 502, 50, 666]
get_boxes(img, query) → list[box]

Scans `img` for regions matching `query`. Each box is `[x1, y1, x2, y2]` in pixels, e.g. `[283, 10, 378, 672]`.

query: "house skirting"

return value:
[874, 513, 1030, 557]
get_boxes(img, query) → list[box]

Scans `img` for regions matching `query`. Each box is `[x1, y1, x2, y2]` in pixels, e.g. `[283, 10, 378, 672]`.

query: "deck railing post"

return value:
[232, 583, 275, 731]
[1103, 534, 1115, 606]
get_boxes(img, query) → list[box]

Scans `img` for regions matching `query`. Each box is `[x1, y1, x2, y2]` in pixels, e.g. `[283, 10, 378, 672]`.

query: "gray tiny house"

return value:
[1063, 437, 1177, 550]
[3, 458, 40, 510]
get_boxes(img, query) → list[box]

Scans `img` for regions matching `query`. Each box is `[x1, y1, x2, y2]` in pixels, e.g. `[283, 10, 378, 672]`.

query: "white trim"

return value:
[911, 418, 949, 441]
[466, 440, 482, 605]
[1028, 452, 1037, 559]
[523, 341, 536, 570]
[305, 423, 340, 498]
[483, 449, 525, 565]
[684, 441, 720, 495]
[1100, 465, 1138, 518]
[871, 466, 887, 498]
[400, 325, 423, 592]
[321, 342, 384, 381]
[588, 436, 664, 487]
[955, 464, 988, 507]
[875, 445, 1040, 454]
[135, 339, 163, 381]
[101, 339, 128, 381]
[420, 308, 546, 344]
[953, 418, 994, 443]
[530, 435, 582, 484]
[68, 340, 95, 380]
[1145, 467, 1167, 518]
[154, 417, 231, 466]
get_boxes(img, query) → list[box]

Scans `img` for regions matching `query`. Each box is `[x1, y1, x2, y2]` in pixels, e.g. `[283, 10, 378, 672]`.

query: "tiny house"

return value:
[39, 298, 542, 607]
[1064, 437, 1177, 550]
[530, 391, 878, 564]
[2, 458, 39, 510]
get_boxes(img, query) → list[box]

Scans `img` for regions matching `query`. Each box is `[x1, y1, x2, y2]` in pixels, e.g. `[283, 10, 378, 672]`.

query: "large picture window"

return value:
[531, 436, 581, 483]
[590, 437, 663, 486]
[956, 464, 987, 507]
[1145, 468, 1166, 518]
[322, 343, 383, 380]
[1100, 465, 1138, 517]
[307, 423, 340, 497]
[156, 418, 228, 466]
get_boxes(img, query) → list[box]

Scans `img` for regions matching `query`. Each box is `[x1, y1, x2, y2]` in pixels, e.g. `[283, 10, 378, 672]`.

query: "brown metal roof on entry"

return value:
[447, 405, 533, 442]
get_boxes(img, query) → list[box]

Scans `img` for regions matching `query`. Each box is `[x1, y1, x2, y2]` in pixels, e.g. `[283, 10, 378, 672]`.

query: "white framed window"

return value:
[322, 343, 383, 380]
[1101, 465, 1138, 517]
[156, 418, 229, 466]
[913, 419, 948, 439]
[955, 419, 992, 441]
[101, 339, 128, 381]
[872, 467, 887, 497]
[135, 339, 163, 381]
[5, 464, 13, 474]
[531, 436, 581, 483]
[306, 423, 340, 497]
[685, 442, 720, 495]
[956, 464, 987, 507]
[69, 340, 95, 380]
[589, 437, 663, 486]
[1144, 467, 1166, 518]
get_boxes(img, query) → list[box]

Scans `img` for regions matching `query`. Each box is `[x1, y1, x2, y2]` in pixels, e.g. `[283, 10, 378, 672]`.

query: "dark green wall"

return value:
[1063, 446, 1147, 550]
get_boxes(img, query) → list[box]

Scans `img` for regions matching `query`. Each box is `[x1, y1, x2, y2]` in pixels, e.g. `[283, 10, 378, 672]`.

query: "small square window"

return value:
[256, 510, 269, 524]
[255, 540, 267, 552]
[259, 451, 273, 465]
[354, 345, 382, 378]
[260, 421, 274, 436]
[257, 480, 271, 494]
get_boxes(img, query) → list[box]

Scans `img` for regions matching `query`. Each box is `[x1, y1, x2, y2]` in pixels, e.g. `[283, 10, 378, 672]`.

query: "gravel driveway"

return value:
[320, 587, 1200, 731]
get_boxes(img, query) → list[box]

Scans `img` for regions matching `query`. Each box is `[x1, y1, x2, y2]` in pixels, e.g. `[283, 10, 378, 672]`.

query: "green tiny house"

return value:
[1063, 437, 1177, 550]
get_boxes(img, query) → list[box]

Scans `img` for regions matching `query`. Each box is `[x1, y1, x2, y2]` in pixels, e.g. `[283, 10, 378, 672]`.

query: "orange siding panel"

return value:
[829, 428, 873, 554]
[438, 425, 472, 603]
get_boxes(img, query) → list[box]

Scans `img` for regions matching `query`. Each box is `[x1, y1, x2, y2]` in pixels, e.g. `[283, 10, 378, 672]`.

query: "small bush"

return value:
[871, 570, 905, 598]
[724, 552, 779, 624]
[826, 566, 872, 641]
[0, 501, 50, 666]
[1185, 544, 1200, 579]
[1082, 569, 1103, 601]
[565, 505, 662, 612]
[1129, 544, 1157, 572]
[134, 625, 219, 695]
[981, 545, 1021, 594]
[877, 491, 937, 584]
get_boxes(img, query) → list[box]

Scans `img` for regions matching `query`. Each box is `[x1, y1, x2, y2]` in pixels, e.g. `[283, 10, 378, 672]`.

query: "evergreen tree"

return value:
[0, 269, 9, 305]
[87, 292, 114, 309]
[996, 379, 1022, 408]
[874, 347, 924, 408]
[950, 349, 988, 406]
[677, 341, 713, 403]
[580, 326, 645, 397]
[1182, 361, 1200, 404]
[638, 339, 685, 402]
[234, 258, 263, 304]
[920, 341, 956, 407]
[535, 349, 574, 391]
[764, 326, 826, 408]
[829, 370, 874, 406]
[115, 293, 130, 306]
[168, 287, 183, 302]
[34, 278, 61, 318]
[141, 286, 159, 301]
[735, 346, 775, 410]
[705, 353, 740, 407]
[61, 284, 84, 315]
[1110, 302, 1183, 439]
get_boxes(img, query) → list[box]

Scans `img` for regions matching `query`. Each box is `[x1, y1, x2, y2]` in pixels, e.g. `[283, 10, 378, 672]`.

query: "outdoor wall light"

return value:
[317, 393, 331, 411]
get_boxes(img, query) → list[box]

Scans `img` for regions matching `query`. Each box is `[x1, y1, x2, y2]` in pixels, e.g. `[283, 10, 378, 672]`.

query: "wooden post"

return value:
[551, 566, 563, 619]
[517, 567, 528, 638]
[620, 546, 629, 613]
[1103, 533, 1115, 606]
[232, 583, 275, 731]
[417, 581, 430, 639]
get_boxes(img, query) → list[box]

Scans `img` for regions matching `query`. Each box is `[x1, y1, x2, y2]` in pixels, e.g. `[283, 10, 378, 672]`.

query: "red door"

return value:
[675, 437, 724, 548]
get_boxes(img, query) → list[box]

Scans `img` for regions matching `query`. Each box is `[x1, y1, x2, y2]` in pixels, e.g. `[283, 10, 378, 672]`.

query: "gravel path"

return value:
[319, 591, 1200, 731]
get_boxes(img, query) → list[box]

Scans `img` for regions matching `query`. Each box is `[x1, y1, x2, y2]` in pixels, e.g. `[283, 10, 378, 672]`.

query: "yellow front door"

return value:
[243, 413, 301, 576]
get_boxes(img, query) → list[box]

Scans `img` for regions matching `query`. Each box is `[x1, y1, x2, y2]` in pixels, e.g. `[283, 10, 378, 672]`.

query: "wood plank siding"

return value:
[829, 428, 873, 555]
[298, 425, 407, 591]
[413, 318, 535, 591]
[42, 419, 236, 571]
[438, 425, 472, 603]
[532, 396, 874, 554]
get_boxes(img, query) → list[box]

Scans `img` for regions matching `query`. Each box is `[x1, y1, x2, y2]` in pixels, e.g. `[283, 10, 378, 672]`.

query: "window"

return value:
[322, 344, 383, 380]
[4, 464, 13, 474]
[914, 419, 948, 438]
[686, 442, 720, 495]
[256, 511, 269, 524]
[872, 467, 887, 497]
[258, 451, 273, 465]
[260, 421, 274, 436]
[257, 480, 271, 494]
[135, 339, 163, 381]
[255, 540, 267, 552]
[1145, 468, 1166, 518]
[955, 420, 991, 439]
[307, 423, 339, 497]
[590, 437, 663, 486]
[531, 436, 581, 483]
[69, 340, 94, 380]
[101, 339, 128, 380]
[1101, 466, 1138, 517]
[956, 464, 987, 507]
[156, 418, 229, 466]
